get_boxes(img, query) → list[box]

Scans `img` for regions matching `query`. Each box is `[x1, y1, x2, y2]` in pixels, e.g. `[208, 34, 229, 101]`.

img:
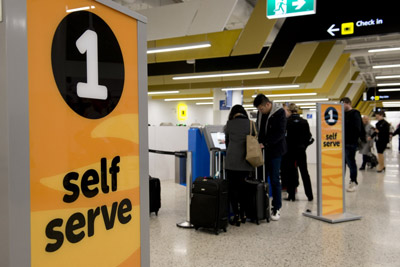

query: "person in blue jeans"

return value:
[340, 97, 364, 192]
[253, 94, 287, 221]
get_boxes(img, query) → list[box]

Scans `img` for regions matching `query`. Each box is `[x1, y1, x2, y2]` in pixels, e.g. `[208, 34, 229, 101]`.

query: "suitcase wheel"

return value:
[194, 226, 199, 230]
[223, 228, 227, 232]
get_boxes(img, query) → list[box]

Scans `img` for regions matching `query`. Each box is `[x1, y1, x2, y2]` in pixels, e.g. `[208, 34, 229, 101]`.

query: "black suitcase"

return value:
[244, 150, 270, 224]
[244, 178, 270, 224]
[190, 177, 229, 235]
[149, 176, 161, 216]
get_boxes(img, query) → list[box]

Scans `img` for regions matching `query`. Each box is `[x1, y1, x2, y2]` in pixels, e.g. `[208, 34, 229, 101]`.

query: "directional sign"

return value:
[267, 0, 316, 19]
[327, 18, 384, 37]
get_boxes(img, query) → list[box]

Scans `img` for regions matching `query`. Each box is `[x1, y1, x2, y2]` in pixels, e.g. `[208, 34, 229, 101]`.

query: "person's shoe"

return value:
[284, 195, 295, 201]
[377, 167, 386, 173]
[307, 196, 313, 201]
[346, 182, 357, 192]
[271, 209, 280, 221]
[359, 167, 365, 170]
[229, 215, 240, 226]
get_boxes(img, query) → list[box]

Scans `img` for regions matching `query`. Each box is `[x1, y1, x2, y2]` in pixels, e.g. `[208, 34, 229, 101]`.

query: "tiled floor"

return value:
[150, 145, 400, 267]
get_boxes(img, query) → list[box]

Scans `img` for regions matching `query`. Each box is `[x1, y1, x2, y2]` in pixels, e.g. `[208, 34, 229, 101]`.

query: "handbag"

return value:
[246, 121, 264, 167]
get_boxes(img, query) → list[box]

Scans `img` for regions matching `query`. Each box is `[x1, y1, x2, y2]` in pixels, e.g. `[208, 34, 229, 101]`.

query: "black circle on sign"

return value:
[51, 11, 124, 119]
[324, 107, 339, 126]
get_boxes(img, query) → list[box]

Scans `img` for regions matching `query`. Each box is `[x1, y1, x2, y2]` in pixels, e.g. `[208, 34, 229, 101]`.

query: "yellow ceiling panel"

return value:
[318, 53, 350, 93]
[148, 30, 242, 63]
[280, 42, 319, 78]
[231, 0, 276, 56]
[295, 41, 336, 84]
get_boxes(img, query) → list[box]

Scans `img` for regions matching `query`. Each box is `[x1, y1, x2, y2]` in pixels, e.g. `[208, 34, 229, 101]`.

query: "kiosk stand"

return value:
[303, 103, 361, 223]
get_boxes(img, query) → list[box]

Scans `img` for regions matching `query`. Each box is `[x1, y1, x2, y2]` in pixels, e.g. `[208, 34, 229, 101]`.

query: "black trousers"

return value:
[285, 149, 313, 200]
[226, 170, 249, 216]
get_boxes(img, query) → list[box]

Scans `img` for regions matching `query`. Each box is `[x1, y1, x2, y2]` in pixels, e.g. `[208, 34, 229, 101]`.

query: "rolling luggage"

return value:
[190, 177, 229, 235]
[149, 176, 161, 216]
[368, 153, 378, 169]
[244, 151, 270, 224]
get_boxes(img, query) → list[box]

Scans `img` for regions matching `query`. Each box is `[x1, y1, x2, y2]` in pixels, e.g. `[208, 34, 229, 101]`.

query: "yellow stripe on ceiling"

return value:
[147, 30, 242, 64]
[339, 72, 360, 99]
[231, 0, 277, 56]
[318, 53, 350, 93]
[295, 41, 336, 83]
[280, 42, 319, 78]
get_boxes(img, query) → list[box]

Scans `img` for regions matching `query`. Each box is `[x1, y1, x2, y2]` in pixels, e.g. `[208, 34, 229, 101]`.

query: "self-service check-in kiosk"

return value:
[203, 125, 226, 179]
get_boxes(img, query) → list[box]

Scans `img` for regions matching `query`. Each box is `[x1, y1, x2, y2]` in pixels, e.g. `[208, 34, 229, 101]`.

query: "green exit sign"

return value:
[267, 0, 316, 19]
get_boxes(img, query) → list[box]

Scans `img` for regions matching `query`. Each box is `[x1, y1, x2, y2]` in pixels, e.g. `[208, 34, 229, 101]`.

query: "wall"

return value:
[148, 97, 213, 126]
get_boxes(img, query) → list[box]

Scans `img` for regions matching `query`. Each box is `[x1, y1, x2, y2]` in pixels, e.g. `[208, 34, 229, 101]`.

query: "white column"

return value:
[231, 90, 243, 106]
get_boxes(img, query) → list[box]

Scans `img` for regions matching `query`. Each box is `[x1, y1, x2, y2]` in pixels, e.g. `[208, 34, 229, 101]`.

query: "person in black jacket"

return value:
[224, 105, 253, 226]
[284, 104, 313, 201]
[340, 97, 364, 192]
[253, 94, 287, 221]
[372, 111, 390, 172]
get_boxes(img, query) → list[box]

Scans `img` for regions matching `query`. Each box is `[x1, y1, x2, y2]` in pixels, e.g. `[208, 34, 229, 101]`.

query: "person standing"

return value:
[392, 123, 400, 153]
[284, 104, 313, 201]
[359, 115, 375, 170]
[253, 94, 287, 221]
[372, 111, 390, 172]
[224, 105, 253, 226]
[340, 97, 364, 192]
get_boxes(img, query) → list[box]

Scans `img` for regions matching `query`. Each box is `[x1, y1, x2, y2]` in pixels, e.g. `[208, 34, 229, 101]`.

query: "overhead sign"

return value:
[27, 0, 143, 265]
[327, 18, 384, 37]
[267, 0, 316, 19]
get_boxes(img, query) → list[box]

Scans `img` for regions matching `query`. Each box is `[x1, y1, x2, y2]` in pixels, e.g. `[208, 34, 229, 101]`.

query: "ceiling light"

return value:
[222, 84, 300, 91]
[382, 102, 400, 107]
[173, 70, 270, 80]
[195, 102, 213, 105]
[244, 107, 257, 111]
[378, 88, 400, 92]
[274, 98, 329, 103]
[252, 92, 316, 98]
[377, 83, 400, 87]
[295, 103, 316, 106]
[148, 90, 180, 95]
[300, 106, 316, 109]
[369, 47, 400, 53]
[375, 75, 400, 79]
[66, 6, 95, 12]
[164, 97, 213, 102]
[372, 64, 400, 69]
[147, 41, 211, 54]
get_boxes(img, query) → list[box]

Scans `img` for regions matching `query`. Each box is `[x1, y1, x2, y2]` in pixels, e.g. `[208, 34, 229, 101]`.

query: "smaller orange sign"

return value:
[320, 104, 343, 216]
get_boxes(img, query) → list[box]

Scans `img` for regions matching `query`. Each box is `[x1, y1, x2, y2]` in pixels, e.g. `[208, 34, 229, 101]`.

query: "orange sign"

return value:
[27, 0, 141, 265]
[320, 104, 343, 215]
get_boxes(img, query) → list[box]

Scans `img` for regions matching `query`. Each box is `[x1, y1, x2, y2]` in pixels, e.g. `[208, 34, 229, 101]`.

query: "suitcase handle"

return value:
[255, 149, 266, 183]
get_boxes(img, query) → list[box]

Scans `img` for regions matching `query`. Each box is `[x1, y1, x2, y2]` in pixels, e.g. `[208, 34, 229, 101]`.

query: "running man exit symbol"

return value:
[267, 0, 316, 19]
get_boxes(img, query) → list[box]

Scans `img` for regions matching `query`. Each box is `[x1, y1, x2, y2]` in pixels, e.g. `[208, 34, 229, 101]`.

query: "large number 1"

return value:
[76, 30, 108, 100]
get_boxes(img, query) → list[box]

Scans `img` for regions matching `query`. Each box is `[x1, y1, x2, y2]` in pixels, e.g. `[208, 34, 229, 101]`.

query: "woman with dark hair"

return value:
[224, 105, 253, 226]
[372, 111, 390, 172]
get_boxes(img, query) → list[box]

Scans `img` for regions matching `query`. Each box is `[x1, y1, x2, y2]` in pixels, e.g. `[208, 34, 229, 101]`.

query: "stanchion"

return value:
[177, 151, 194, 228]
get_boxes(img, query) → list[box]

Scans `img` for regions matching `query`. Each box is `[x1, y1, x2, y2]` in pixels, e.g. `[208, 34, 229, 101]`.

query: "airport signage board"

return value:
[319, 104, 344, 216]
[303, 103, 361, 223]
[267, 0, 316, 19]
[27, 0, 143, 265]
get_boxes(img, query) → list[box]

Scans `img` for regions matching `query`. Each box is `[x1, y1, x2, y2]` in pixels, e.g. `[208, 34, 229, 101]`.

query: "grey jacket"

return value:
[359, 123, 374, 155]
[224, 116, 254, 171]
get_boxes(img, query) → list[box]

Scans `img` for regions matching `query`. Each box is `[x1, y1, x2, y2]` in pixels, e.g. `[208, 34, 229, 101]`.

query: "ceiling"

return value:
[112, 0, 400, 114]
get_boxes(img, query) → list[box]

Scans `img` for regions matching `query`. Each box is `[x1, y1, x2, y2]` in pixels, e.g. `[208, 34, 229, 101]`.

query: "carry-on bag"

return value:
[149, 176, 161, 216]
[368, 153, 378, 169]
[243, 150, 270, 224]
[190, 177, 229, 235]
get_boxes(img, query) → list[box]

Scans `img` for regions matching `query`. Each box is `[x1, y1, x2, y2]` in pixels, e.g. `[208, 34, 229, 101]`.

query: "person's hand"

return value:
[367, 136, 372, 141]
[375, 129, 379, 133]
[260, 143, 264, 149]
